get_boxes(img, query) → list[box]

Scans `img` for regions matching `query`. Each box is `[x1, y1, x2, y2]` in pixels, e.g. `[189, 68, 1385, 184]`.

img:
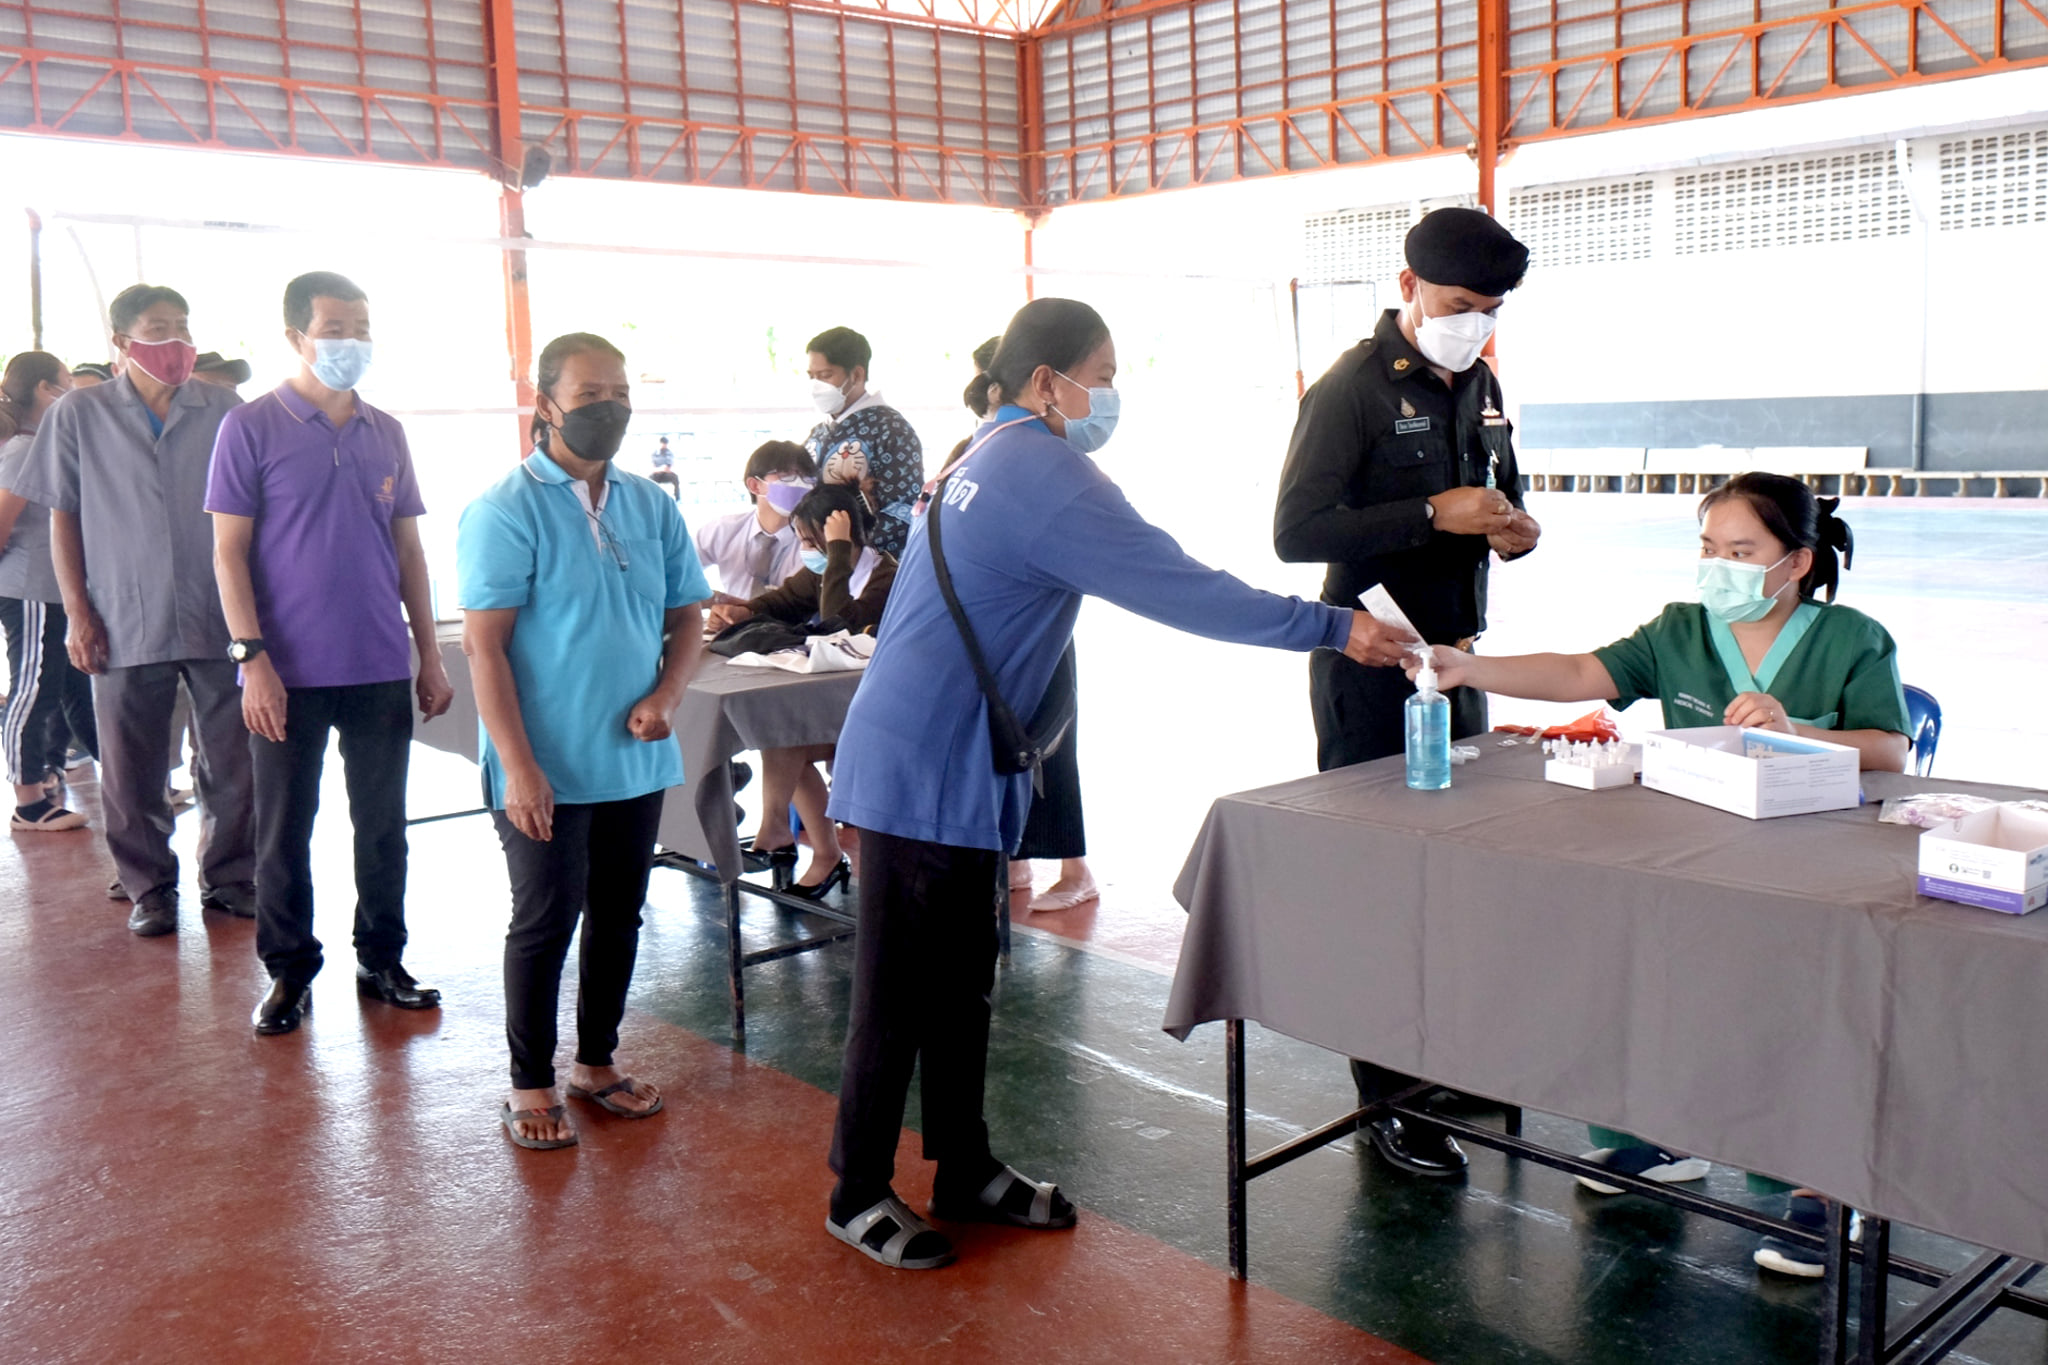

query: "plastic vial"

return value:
[1405, 650, 1452, 791]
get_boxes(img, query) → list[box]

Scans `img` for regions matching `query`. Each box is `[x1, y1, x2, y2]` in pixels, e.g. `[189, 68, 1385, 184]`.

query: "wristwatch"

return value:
[1423, 501, 1436, 522]
[227, 638, 266, 663]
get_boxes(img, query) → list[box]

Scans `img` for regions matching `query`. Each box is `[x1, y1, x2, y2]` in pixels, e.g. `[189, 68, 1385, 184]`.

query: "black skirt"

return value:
[1014, 642, 1085, 861]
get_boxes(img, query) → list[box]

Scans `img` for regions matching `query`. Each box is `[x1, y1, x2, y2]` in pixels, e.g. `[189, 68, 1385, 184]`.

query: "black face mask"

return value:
[545, 399, 632, 463]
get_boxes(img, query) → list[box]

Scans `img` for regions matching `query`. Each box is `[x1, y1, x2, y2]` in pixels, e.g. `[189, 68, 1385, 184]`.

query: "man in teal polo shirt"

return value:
[457, 332, 709, 1151]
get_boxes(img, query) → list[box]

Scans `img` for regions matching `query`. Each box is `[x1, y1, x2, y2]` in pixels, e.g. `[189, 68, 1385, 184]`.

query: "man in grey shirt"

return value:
[13, 284, 257, 936]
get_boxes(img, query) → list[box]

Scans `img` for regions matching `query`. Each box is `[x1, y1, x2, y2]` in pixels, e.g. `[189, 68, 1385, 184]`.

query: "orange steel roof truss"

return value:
[0, 0, 2041, 208]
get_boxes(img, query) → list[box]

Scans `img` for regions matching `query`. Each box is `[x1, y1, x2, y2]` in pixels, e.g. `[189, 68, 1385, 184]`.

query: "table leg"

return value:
[726, 881, 745, 1042]
[1818, 1200, 1855, 1365]
[1857, 1216, 1891, 1364]
[1226, 1018, 1248, 1280]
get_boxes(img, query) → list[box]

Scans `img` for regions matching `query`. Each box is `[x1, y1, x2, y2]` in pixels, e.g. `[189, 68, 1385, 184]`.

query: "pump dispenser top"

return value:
[1412, 648, 1440, 698]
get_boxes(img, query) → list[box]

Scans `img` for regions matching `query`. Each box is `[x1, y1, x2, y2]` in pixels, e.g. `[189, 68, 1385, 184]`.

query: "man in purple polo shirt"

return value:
[208, 271, 454, 1037]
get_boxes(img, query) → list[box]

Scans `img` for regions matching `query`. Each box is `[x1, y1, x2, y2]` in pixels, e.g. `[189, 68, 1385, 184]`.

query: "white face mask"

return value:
[809, 378, 848, 416]
[1412, 302, 1497, 373]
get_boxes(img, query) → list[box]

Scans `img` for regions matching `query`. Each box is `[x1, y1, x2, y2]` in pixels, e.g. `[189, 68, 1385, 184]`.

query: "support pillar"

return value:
[1475, 0, 1508, 215]
[485, 0, 536, 450]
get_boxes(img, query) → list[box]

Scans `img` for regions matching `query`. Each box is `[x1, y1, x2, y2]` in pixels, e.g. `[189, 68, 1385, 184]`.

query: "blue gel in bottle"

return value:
[1405, 651, 1452, 791]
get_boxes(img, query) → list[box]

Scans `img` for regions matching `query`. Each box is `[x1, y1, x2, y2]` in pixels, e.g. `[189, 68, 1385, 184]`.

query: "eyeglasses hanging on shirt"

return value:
[583, 504, 631, 571]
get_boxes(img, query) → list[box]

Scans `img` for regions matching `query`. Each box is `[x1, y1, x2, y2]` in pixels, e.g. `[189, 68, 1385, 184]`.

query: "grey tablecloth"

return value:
[648, 658, 862, 882]
[417, 628, 861, 883]
[1167, 741, 2048, 1265]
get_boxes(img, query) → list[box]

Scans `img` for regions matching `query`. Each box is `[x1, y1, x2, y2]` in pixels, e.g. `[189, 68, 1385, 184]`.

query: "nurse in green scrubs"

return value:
[1415, 471, 1911, 1278]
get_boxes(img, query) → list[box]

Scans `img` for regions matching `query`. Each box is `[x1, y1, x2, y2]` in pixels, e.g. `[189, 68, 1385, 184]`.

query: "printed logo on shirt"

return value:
[1673, 691, 1718, 718]
[943, 477, 981, 512]
[377, 475, 396, 504]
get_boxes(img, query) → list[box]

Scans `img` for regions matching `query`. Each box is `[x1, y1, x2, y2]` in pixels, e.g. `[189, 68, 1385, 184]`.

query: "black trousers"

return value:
[495, 790, 665, 1091]
[251, 681, 414, 984]
[829, 828, 1002, 1211]
[0, 597, 97, 786]
[1309, 647, 1488, 1112]
[1014, 643, 1085, 862]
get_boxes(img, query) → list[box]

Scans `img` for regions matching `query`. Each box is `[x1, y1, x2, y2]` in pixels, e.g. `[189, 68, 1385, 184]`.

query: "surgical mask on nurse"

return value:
[1696, 553, 1794, 623]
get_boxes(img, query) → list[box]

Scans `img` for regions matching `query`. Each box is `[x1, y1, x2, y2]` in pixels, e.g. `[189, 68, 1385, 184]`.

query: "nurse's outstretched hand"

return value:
[1404, 645, 1474, 689]
[1344, 611, 1418, 668]
[1725, 691, 1796, 733]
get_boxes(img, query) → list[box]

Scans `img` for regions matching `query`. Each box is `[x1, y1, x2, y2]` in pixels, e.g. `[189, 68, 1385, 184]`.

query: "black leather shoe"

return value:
[253, 978, 311, 1035]
[200, 883, 257, 918]
[1366, 1116, 1468, 1178]
[126, 890, 177, 937]
[356, 963, 441, 1010]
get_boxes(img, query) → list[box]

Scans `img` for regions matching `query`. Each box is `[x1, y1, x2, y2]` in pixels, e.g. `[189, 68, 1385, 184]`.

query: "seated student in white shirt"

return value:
[693, 440, 818, 603]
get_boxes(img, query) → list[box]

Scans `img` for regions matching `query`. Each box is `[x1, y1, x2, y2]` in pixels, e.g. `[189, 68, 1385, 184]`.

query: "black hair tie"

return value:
[1815, 496, 1854, 572]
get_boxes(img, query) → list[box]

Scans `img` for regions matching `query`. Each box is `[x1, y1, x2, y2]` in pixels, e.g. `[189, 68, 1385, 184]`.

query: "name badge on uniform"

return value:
[1395, 417, 1431, 434]
[1481, 401, 1508, 428]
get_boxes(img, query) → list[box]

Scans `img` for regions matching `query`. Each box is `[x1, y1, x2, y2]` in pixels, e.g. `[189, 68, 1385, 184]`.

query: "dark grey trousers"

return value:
[94, 659, 255, 900]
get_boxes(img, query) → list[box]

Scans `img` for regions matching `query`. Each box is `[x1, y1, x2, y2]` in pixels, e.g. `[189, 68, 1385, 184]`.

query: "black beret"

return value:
[1404, 207, 1530, 296]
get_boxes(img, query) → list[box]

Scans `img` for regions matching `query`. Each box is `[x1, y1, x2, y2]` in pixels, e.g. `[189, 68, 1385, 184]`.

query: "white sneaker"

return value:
[1576, 1146, 1712, 1195]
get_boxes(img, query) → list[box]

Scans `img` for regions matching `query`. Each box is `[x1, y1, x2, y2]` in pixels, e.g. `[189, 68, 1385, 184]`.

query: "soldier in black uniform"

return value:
[1274, 207, 1541, 1179]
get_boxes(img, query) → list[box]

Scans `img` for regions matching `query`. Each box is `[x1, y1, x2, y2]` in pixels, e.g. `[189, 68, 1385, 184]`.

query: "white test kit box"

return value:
[1917, 805, 2048, 915]
[1640, 726, 1861, 819]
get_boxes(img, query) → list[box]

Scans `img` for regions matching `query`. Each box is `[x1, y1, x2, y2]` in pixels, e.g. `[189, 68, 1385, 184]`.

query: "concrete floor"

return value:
[2, 494, 2044, 1363]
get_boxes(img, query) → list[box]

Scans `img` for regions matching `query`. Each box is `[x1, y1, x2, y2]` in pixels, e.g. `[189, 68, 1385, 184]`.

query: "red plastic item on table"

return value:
[1492, 709, 1622, 743]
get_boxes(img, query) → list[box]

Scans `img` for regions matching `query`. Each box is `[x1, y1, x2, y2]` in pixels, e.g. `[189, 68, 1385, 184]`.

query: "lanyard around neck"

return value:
[913, 414, 1039, 516]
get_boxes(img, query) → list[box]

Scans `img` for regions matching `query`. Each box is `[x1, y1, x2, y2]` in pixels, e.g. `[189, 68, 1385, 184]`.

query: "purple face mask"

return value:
[761, 478, 814, 514]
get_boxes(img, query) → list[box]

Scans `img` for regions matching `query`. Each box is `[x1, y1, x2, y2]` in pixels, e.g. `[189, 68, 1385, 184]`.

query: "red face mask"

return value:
[124, 337, 197, 387]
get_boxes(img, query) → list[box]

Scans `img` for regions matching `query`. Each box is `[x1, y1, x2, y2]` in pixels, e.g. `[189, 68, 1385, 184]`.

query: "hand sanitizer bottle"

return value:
[1405, 649, 1451, 791]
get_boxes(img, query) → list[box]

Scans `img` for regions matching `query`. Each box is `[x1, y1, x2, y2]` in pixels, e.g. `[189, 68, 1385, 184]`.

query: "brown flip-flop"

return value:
[566, 1077, 664, 1118]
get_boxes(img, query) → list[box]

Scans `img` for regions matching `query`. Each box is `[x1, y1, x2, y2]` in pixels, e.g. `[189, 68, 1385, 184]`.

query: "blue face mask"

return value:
[1051, 371, 1120, 454]
[1696, 552, 1792, 624]
[309, 337, 372, 391]
[801, 548, 830, 575]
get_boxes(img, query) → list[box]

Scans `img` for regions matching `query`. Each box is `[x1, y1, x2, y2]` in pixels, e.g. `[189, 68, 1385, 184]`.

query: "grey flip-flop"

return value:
[565, 1078, 664, 1118]
[500, 1102, 578, 1150]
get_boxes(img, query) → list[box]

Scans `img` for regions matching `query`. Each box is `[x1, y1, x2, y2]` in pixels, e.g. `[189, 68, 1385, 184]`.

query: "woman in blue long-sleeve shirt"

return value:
[821, 298, 1413, 1270]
